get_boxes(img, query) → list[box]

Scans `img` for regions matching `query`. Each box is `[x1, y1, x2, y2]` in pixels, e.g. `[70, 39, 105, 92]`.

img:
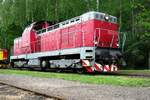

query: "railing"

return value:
[36, 24, 60, 34]
[94, 28, 126, 52]
[36, 16, 81, 35]
[94, 28, 117, 48]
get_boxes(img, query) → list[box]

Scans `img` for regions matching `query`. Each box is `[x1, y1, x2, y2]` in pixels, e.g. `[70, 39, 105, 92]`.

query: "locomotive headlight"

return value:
[104, 14, 109, 21]
[105, 16, 109, 20]
[117, 43, 119, 47]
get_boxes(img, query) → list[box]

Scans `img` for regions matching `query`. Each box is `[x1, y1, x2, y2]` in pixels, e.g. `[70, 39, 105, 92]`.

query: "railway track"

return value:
[2, 66, 150, 78]
[0, 83, 59, 100]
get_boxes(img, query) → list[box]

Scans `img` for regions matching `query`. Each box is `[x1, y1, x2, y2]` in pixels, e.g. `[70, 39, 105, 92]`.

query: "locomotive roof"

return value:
[60, 11, 117, 28]
[31, 11, 117, 35]
[83, 11, 117, 18]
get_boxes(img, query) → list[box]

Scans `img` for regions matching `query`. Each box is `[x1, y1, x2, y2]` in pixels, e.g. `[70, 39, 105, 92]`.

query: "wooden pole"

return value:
[96, 0, 99, 11]
[148, 51, 150, 70]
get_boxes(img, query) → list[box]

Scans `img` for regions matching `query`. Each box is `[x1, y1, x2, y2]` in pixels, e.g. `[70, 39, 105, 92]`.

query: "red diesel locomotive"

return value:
[10, 11, 122, 73]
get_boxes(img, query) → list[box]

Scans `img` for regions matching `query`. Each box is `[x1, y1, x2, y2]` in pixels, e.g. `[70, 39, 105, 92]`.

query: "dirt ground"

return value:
[0, 74, 150, 100]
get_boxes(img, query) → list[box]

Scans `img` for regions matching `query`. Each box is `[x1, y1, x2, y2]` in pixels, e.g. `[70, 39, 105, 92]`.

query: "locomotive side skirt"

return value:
[10, 47, 94, 60]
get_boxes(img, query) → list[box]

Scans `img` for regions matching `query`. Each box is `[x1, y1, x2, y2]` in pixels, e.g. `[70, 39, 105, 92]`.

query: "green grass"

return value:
[118, 70, 150, 75]
[0, 69, 150, 87]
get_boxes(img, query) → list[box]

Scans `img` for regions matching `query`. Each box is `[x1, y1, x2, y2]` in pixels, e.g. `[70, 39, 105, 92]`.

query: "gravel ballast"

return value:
[0, 74, 150, 100]
[0, 83, 55, 100]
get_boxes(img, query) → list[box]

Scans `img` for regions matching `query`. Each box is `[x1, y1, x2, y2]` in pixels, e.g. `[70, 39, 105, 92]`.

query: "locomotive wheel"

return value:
[40, 60, 49, 71]
[10, 61, 19, 68]
[10, 61, 14, 68]
[75, 62, 85, 74]
[76, 68, 85, 74]
[56, 68, 63, 73]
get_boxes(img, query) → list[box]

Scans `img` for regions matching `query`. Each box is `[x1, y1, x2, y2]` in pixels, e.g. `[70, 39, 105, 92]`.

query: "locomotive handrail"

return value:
[110, 31, 115, 48]
[94, 28, 118, 48]
[36, 16, 81, 35]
